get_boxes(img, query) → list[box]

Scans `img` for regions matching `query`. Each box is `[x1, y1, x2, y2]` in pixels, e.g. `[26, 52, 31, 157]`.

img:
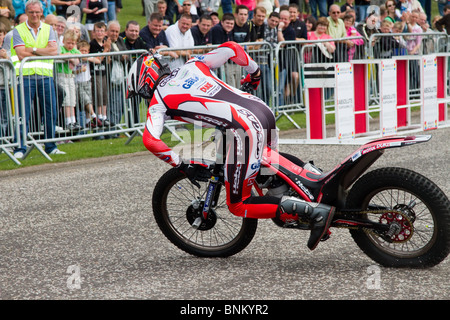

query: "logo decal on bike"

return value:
[183, 76, 199, 89]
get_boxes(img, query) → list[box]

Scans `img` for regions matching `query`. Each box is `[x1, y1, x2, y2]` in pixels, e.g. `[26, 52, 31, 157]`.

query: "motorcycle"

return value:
[152, 84, 450, 268]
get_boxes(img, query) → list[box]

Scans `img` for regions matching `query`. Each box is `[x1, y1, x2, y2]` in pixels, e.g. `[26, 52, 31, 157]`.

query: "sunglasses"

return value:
[183, 3, 191, 6]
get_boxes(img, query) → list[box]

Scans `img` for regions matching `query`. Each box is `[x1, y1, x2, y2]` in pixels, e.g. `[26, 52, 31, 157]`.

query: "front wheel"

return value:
[347, 167, 450, 268]
[152, 168, 258, 257]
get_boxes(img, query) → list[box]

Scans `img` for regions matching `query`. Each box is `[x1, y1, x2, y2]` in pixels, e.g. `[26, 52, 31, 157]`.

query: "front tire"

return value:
[152, 168, 258, 257]
[347, 167, 450, 268]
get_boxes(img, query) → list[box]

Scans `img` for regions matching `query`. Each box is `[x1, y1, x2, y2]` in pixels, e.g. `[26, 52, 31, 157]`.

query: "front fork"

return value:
[192, 128, 226, 229]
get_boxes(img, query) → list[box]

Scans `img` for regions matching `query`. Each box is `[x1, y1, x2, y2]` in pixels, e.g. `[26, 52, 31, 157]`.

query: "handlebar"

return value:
[240, 82, 254, 94]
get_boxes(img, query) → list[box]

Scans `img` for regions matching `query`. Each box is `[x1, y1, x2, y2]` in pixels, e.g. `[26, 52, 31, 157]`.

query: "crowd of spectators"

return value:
[0, 0, 449, 159]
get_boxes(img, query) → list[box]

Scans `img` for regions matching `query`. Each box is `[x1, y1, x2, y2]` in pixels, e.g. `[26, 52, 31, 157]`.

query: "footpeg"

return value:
[192, 217, 202, 229]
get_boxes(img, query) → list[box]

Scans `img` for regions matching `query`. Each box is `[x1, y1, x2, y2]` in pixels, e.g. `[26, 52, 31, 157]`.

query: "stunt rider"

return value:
[126, 41, 335, 250]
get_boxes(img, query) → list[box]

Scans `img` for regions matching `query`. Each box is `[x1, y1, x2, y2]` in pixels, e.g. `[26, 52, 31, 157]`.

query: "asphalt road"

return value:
[0, 127, 449, 302]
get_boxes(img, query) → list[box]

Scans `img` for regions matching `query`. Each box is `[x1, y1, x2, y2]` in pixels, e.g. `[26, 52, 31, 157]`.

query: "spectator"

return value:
[405, 9, 422, 54]
[289, 3, 307, 40]
[0, 0, 15, 31]
[165, 13, 194, 67]
[106, 19, 126, 131]
[309, 0, 327, 19]
[259, 11, 279, 104]
[256, 0, 278, 18]
[278, 9, 295, 41]
[89, 21, 113, 128]
[435, 4, 450, 34]
[375, 19, 401, 58]
[405, 9, 421, 90]
[142, 0, 158, 23]
[73, 40, 101, 128]
[52, 0, 81, 17]
[81, 0, 107, 33]
[209, 11, 219, 25]
[179, 0, 197, 24]
[211, 12, 234, 44]
[342, 12, 363, 61]
[236, 0, 256, 20]
[307, 16, 336, 62]
[356, 10, 379, 45]
[384, 0, 397, 23]
[327, 4, 347, 61]
[233, 5, 252, 43]
[278, 9, 296, 105]
[156, 0, 171, 30]
[418, 0, 431, 25]
[56, 28, 81, 131]
[55, 15, 65, 46]
[140, 12, 177, 61]
[418, 11, 434, 53]
[140, 12, 168, 47]
[250, 6, 266, 40]
[11, 0, 65, 158]
[200, 0, 220, 16]
[105, 0, 122, 22]
[305, 15, 317, 31]
[392, 21, 407, 54]
[191, 13, 212, 45]
[356, 0, 371, 22]
[123, 20, 149, 50]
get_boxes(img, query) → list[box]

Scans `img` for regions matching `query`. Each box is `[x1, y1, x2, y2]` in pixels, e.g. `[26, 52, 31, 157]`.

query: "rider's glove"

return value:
[240, 68, 261, 90]
[177, 161, 210, 188]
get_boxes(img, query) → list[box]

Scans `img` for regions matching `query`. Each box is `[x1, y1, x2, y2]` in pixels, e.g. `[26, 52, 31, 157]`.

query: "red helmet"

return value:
[126, 53, 171, 99]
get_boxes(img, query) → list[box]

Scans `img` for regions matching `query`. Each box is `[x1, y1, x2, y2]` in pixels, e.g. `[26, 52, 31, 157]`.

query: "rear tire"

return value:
[152, 168, 258, 257]
[347, 167, 450, 268]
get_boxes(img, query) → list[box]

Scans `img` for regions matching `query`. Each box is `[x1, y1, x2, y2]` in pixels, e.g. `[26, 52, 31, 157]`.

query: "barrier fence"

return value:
[0, 31, 449, 164]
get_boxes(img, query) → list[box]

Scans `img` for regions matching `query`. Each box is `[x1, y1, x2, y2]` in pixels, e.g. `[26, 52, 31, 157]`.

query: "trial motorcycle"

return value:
[152, 85, 450, 268]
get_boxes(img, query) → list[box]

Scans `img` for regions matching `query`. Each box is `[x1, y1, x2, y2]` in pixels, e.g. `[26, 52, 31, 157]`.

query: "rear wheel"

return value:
[347, 167, 450, 268]
[152, 168, 258, 257]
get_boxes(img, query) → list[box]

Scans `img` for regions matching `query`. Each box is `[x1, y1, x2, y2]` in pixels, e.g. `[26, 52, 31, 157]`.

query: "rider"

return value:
[126, 41, 335, 250]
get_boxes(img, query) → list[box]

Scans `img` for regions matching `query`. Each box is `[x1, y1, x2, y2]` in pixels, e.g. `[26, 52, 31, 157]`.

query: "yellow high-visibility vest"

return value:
[11, 22, 54, 77]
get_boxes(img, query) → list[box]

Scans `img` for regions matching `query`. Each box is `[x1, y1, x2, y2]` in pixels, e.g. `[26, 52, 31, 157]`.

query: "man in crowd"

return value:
[211, 13, 235, 44]
[165, 13, 194, 67]
[12, 0, 65, 159]
[233, 4, 252, 43]
[123, 20, 150, 50]
[190, 13, 212, 46]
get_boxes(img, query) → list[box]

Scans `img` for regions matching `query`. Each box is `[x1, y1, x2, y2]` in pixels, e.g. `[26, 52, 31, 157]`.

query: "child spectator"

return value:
[56, 29, 82, 132]
[74, 40, 102, 128]
[89, 21, 113, 127]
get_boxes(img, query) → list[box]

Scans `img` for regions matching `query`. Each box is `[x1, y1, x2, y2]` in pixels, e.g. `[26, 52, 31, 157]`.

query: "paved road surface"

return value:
[0, 128, 449, 302]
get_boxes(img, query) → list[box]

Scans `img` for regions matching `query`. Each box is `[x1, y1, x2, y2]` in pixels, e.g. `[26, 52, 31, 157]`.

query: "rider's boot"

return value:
[277, 196, 335, 250]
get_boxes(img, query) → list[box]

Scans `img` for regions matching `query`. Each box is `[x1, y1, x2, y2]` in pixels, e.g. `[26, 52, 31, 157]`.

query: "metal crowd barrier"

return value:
[14, 49, 147, 161]
[2, 32, 449, 164]
[0, 59, 21, 165]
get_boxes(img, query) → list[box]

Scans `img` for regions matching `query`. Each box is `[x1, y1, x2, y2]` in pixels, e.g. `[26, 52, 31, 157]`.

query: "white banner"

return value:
[335, 63, 355, 140]
[421, 55, 438, 130]
[380, 60, 397, 136]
